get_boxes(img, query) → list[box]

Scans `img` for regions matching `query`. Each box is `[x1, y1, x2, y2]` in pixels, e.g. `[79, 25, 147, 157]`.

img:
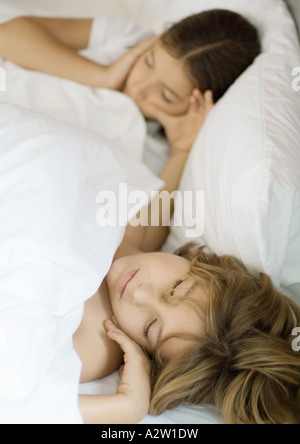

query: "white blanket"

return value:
[0, 62, 147, 162]
[0, 104, 163, 424]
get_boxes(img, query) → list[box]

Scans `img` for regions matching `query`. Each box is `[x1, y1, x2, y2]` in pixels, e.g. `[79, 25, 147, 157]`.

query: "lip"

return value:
[123, 87, 130, 97]
[119, 269, 139, 298]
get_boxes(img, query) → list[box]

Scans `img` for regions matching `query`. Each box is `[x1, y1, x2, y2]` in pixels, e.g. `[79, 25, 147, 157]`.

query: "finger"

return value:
[143, 103, 174, 128]
[190, 89, 205, 109]
[104, 319, 115, 330]
[128, 35, 159, 59]
[189, 94, 200, 114]
[119, 364, 125, 378]
[189, 89, 214, 117]
[112, 315, 121, 328]
[203, 90, 214, 113]
[104, 321, 139, 355]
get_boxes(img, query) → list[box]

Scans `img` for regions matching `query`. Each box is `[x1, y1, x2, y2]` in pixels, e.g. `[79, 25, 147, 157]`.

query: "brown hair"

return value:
[150, 243, 300, 424]
[161, 9, 261, 102]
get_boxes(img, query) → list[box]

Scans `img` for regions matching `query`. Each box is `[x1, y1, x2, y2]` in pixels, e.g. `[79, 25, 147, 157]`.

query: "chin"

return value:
[139, 107, 157, 121]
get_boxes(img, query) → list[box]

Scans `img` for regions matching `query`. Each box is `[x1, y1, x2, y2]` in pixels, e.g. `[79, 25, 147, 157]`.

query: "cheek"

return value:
[113, 305, 143, 342]
[163, 102, 189, 116]
[127, 58, 146, 86]
[142, 98, 190, 119]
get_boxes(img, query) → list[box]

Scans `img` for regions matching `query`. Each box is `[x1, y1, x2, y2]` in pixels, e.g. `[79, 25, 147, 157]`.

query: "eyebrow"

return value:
[151, 47, 184, 102]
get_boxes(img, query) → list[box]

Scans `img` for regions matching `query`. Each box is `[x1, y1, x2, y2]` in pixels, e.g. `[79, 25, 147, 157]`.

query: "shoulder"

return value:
[73, 282, 123, 383]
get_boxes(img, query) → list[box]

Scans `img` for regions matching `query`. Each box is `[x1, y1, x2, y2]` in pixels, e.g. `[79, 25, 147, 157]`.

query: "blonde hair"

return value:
[150, 243, 300, 424]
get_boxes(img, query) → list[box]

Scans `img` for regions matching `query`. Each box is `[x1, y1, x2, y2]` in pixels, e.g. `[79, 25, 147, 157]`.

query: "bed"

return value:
[0, 0, 299, 424]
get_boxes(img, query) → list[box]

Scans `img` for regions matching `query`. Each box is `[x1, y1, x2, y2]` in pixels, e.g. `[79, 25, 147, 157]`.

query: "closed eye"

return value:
[144, 319, 157, 339]
[170, 279, 184, 296]
[145, 54, 153, 69]
[161, 90, 174, 104]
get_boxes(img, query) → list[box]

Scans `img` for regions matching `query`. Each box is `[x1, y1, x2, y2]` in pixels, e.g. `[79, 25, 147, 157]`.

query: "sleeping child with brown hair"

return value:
[0, 9, 261, 153]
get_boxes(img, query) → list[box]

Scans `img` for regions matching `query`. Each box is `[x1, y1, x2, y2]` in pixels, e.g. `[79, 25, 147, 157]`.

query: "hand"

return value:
[104, 320, 151, 423]
[105, 36, 158, 91]
[144, 89, 214, 154]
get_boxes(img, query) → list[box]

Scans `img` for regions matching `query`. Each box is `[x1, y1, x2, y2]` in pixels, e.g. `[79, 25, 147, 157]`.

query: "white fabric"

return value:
[0, 104, 163, 424]
[162, 1, 300, 307]
[88, 16, 154, 64]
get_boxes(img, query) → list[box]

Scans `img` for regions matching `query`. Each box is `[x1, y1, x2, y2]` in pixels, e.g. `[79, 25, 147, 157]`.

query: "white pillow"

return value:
[161, 1, 300, 303]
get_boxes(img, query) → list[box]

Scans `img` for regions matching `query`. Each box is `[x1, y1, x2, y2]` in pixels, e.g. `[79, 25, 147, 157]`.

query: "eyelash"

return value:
[145, 56, 152, 69]
[161, 91, 173, 104]
[171, 279, 183, 296]
[144, 319, 156, 339]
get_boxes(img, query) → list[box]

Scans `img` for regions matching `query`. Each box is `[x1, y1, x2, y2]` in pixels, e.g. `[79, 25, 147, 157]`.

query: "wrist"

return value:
[88, 64, 110, 89]
[104, 63, 126, 91]
[169, 141, 192, 157]
[169, 149, 190, 159]
[167, 150, 189, 171]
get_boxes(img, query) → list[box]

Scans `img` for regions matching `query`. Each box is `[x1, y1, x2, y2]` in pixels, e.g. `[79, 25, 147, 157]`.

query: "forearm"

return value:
[142, 151, 188, 252]
[78, 394, 141, 424]
[122, 151, 188, 254]
[0, 18, 109, 87]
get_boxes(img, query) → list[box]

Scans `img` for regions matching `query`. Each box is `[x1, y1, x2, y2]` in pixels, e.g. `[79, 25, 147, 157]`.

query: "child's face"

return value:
[107, 252, 206, 361]
[124, 42, 195, 120]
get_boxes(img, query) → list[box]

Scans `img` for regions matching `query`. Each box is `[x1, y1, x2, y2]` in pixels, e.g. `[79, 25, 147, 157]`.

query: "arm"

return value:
[79, 321, 151, 424]
[0, 17, 157, 89]
[0, 17, 106, 87]
[16, 17, 94, 50]
[117, 90, 214, 257]
[116, 150, 189, 260]
[78, 394, 137, 425]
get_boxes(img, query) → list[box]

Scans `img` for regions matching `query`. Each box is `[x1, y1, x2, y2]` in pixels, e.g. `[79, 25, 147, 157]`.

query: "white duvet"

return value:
[0, 104, 163, 424]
